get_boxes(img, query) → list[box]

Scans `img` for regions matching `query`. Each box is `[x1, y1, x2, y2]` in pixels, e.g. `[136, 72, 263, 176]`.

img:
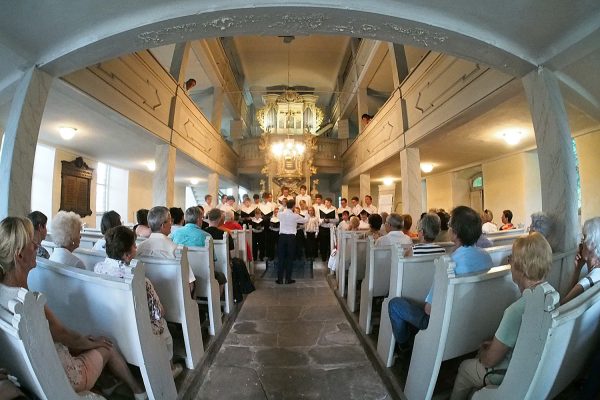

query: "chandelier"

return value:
[271, 138, 305, 158]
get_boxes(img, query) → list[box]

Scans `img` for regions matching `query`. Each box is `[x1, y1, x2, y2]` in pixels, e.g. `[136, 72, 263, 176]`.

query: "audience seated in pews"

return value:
[134, 209, 151, 238]
[27, 210, 49, 259]
[375, 213, 412, 250]
[49, 211, 85, 269]
[412, 213, 445, 256]
[93, 225, 183, 378]
[92, 210, 122, 251]
[220, 210, 252, 262]
[499, 209, 515, 230]
[561, 217, 600, 305]
[402, 214, 419, 238]
[137, 206, 196, 294]
[171, 206, 227, 294]
[169, 207, 184, 234]
[0, 217, 146, 399]
[368, 213, 384, 241]
[388, 206, 493, 349]
[481, 209, 498, 234]
[450, 233, 551, 399]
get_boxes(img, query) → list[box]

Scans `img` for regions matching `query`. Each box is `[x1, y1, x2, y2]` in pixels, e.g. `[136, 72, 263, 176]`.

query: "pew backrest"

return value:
[405, 256, 520, 400]
[358, 237, 392, 334]
[0, 284, 83, 400]
[486, 228, 526, 237]
[347, 236, 368, 312]
[488, 233, 523, 247]
[213, 238, 234, 314]
[484, 244, 512, 266]
[28, 259, 177, 399]
[337, 230, 364, 297]
[73, 248, 107, 271]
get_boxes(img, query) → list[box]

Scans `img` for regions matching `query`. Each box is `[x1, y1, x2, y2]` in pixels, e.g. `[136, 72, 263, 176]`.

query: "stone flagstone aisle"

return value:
[191, 262, 391, 399]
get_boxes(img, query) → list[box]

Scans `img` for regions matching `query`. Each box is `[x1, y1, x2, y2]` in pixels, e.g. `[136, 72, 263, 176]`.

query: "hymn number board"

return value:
[60, 157, 93, 217]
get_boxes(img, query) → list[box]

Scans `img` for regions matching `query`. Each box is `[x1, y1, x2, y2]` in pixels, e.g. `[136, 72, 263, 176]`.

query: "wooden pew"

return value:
[359, 237, 392, 334]
[0, 284, 92, 400]
[138, 248, 204, 369]
[28, 259, 177, 400]
[404, 256, 520, 400]
[185, 239, 223, 336]
[213, 238, 234, 314]
[347, 235, 368, 312]
[472, 282, 600, 399]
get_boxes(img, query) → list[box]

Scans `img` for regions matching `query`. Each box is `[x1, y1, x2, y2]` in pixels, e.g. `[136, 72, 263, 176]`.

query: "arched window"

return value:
[471, 173, 483, 191]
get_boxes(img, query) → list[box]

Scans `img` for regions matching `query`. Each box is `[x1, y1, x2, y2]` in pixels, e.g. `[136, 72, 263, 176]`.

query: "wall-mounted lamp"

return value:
[420, 163, 434, 173]
[502, 130, 523, 145]
[190, 178, 199, 185]
[144, 161, 156, 172]
[383, 178, 394, 186]
[59, 126, 77, 140]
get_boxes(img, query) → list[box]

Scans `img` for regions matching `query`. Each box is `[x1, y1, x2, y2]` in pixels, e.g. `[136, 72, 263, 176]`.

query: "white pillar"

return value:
[153, 144, 176, 207]
[400, 148, 422, 224]
[523, 67, 578, 252]
[208, 173, 219, 206]
[359, 174, 371, 204]
[0, 67, 53, 219]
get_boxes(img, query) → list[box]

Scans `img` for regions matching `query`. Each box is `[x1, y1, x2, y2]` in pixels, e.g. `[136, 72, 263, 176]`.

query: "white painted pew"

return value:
[28, 259, 177, 400]
[0, 284, 93, 400]
[213, 238, 234, 314]
[472, 281, 600, 399]
[347, 235, 368, 312]
[376, 244, 512, 367]
[73, 248, 106, 271]
[404, 256, 520, 400]
[337, 230, 363, 297]
[485, 228, 526, 237]
[243, 224, 254, 275]
[359, 237, 392, 334]
[186, 239, 223, 336]
[488, 232, 523, 247]
[138, 249, 204, 369]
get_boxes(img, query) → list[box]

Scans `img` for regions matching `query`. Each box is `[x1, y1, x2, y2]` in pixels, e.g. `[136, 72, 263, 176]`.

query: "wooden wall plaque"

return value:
[60, 157, 93, 217]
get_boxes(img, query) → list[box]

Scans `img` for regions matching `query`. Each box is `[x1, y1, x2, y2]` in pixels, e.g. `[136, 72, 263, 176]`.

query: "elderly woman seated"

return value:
[92, 210, 122, 251]
[449, 233, 552, 399]
[94, 226, 182, 377]
[561, 217, 600, 305]
[0, 217, 146, 398]
[49, 211, 85, 269]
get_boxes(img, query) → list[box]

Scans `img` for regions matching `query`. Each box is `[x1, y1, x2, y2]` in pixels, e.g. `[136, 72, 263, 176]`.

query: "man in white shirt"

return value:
[363, 195, 378, 215]
[350, 196, 363, 217]
[318, 197, 339, 262]
[313, 193, 324, 214]
[295, 184, 312, 208]
[277, 199, 309, 284]
[337, 198, 352, 221]
[277, 186, 294, 205]
[375, 213, 413, 253]
[201, 194, 214, 213]
[217, 194, 228, 210]
[137, 206, 196, 294]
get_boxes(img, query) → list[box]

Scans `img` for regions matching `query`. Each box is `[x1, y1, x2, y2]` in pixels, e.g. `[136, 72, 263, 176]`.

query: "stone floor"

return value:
[188, 261, 392, 400]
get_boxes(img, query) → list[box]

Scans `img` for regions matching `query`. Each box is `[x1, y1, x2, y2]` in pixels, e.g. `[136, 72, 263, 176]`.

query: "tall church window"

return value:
[96, 162, 129, 226]
[31, 144, 56, 223]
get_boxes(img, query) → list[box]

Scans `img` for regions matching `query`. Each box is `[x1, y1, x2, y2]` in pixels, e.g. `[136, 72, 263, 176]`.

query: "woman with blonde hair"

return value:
[49, 210, 85, 268]
[450, 232, 552, 399]
[0, 217, 146, 398]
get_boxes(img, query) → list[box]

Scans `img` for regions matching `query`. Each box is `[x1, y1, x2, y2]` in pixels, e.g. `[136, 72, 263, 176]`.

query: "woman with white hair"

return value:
[561, 217, 600, 305]
[49, 211, 85, 269]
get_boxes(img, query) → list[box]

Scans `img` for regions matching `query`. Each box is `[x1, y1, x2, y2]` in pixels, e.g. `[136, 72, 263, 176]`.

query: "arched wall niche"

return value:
[38, 3, 536, 79]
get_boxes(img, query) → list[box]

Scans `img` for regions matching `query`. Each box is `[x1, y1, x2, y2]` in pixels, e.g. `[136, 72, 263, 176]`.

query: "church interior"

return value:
[1, 1, 600, 399]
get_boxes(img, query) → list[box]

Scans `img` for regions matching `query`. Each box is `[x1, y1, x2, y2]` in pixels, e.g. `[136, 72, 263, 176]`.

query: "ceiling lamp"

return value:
[383, 178, 394, 186]
[144, 160, 156, 172]
[190, 178, 199, 185]
[271, 138, 305, 158]
[420, 163, 434, 173]
[502, 130, 523, 145]
[59, 126, 77, 140]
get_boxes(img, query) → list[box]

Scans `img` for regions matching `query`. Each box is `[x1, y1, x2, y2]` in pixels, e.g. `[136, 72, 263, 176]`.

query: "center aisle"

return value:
[191, 261, 391, 399]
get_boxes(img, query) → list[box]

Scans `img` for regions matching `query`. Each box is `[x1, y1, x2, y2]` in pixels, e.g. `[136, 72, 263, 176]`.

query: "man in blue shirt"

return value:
[388, 206, 494, 347]
[171, 206, 210, 247]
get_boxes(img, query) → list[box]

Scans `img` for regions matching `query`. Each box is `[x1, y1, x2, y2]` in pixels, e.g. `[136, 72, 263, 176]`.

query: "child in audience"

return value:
[450, 233, 552, 399]
[94, 226, 183, 378]
[0, 217, 146, 398]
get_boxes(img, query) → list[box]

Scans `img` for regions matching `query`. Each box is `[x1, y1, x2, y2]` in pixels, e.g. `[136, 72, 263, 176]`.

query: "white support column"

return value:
[378, 184, 396, 214]
[212, 86, 224, 133]
[523, 67, 578, 252]
[0, 67, 52, 219]
[400, 148, 422, 224]
[153, 144, 176, 207]
[359, 174, 371, 204]
[208, 173, 219, 206]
